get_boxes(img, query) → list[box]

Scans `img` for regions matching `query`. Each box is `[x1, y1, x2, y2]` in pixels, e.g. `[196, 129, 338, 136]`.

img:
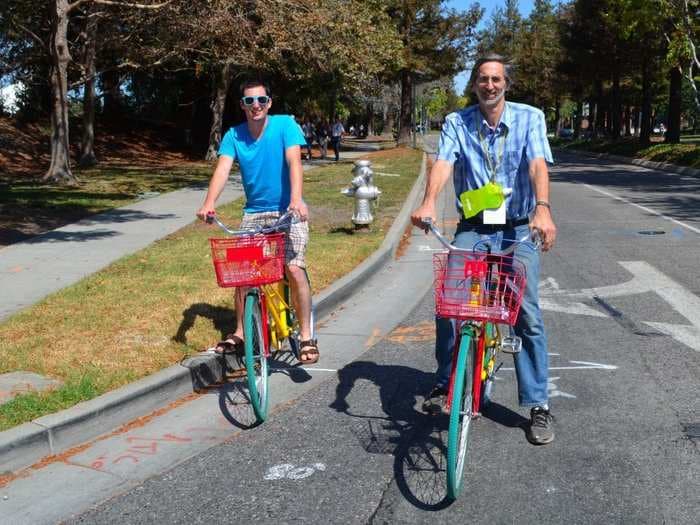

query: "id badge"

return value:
[483, 202, 506, 224]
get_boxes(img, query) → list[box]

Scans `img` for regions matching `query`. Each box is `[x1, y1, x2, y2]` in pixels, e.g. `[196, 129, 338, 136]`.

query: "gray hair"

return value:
[468, 53, 513, 90]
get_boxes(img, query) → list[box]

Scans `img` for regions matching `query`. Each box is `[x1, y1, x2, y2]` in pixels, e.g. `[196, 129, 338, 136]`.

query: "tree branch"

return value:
[91, 0, 173, 9]
[13, 22, 48, 49]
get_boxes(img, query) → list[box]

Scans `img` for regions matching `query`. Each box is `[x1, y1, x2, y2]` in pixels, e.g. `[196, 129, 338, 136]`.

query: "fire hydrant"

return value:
[341, 160, 381, 227]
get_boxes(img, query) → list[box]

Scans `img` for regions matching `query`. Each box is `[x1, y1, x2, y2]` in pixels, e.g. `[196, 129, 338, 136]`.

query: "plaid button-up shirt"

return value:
[437, 101, 553, 220]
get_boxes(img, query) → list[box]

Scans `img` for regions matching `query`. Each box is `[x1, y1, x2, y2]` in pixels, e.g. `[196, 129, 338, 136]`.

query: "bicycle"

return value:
[421, 217, 538, 500]
[206, 211, 314, 423]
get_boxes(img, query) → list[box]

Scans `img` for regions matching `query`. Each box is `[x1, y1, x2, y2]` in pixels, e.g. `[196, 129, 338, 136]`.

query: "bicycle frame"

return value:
[421, 217, 537, 499]
[260, 279, 297, 354]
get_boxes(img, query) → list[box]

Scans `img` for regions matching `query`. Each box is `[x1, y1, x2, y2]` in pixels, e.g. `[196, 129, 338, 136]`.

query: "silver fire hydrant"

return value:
[341, 160, 381, 226]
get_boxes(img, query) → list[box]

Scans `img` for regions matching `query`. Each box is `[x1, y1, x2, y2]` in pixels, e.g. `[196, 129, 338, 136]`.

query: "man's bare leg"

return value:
[286, 264, 313, 348]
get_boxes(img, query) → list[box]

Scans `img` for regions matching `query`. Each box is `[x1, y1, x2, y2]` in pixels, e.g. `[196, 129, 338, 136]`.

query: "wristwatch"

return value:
[536, 200, 551, 209]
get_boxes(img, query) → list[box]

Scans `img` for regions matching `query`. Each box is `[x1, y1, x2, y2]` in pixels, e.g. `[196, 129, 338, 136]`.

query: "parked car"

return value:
[558, 128, 574, 139]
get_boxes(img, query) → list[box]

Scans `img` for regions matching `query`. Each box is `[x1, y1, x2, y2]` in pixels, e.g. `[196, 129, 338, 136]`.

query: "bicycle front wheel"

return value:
[446, 332, 476, 500]
[244, 291, 269, 422]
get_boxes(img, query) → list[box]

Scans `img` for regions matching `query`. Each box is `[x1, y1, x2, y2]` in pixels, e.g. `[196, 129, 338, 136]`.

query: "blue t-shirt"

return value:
[219, 115, 306, 212]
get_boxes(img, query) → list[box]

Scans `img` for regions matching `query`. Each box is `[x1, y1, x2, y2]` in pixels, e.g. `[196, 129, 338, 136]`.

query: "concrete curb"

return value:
[553, 147, 700, 178]
[0, 152, 428, 476]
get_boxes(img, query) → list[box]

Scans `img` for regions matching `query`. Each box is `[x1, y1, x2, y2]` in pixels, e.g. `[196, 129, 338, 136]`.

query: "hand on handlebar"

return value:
[287, 199, 308, 222]
[196, 205, 216, 223]
[411, 203, 436, 232]
[529, 208, 556, 251]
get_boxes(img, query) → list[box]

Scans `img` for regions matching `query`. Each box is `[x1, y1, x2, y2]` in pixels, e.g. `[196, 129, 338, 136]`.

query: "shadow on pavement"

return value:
[217, 381, 260, 430]
[329, 360, 454, 509]
[481, 401, 529, 430]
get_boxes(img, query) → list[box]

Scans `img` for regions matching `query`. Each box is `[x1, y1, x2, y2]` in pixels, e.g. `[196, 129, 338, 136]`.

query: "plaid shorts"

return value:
[240, 211, 309, 268]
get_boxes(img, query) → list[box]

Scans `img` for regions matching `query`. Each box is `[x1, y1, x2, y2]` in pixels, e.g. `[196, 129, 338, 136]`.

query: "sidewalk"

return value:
[0, 152, 368, 323]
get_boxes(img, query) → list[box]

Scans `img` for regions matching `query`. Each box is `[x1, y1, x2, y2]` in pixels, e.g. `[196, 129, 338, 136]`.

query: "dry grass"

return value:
[0, 147, 423, 430]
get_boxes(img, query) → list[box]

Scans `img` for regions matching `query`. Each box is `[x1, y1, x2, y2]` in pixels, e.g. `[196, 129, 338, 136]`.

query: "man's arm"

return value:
[528, 157, 556, 251]
[285, 145, 308, 221]
[196, 155, 234, 219]
[410, 159, 453, 228]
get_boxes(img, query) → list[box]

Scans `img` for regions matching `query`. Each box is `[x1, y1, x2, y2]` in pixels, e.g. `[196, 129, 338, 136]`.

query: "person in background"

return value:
[330, 118, 345, 162]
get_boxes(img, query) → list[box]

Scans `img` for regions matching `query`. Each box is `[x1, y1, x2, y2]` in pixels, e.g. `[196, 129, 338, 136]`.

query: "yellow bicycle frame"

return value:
[261, 280, 293, 351]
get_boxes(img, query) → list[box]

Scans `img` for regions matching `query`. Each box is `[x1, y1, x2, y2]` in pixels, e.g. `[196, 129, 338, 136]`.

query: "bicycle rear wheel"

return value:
[244, 290, 269, 422]
[446, 331, 476, 500]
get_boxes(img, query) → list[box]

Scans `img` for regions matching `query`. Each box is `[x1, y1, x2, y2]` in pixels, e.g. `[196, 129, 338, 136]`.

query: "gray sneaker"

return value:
[422, 386, 448, 415]
[527, 406, 555, 445]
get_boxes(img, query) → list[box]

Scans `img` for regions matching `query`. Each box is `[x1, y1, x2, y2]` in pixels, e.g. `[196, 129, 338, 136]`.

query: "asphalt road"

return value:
[36, 151, 700, 523]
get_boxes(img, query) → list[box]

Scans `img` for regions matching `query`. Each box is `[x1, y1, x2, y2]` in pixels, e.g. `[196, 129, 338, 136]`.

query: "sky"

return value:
[446, 0, 536, 93]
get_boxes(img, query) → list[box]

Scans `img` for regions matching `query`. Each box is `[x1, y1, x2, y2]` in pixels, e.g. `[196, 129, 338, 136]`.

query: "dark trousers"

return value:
[331, 137, 341, 161]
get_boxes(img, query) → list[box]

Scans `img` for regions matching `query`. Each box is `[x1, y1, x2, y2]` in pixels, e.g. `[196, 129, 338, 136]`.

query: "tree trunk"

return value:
[79, 8, 98, 168]
[397, 69, 413, 146]
[554, 97, 561, 134]
[665, 66, 682, 144]
[205, 62, 233, 161]
[624, 105, 631, 136]
[574, 100, 582, 138]
[593, 79, 604, 137]
[44, 0, 76, 184]
[611, 69, 621, 140]
[640, 56, 652, 146]
[101, 69, 122, 118]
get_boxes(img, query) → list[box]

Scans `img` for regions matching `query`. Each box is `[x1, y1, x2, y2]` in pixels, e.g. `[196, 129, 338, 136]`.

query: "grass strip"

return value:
[0, 147, 422, 431]
[551, 136, 700, 169]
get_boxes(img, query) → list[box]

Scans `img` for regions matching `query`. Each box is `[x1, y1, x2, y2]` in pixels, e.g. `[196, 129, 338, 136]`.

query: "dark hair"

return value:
[239, 78, 271, 97]
[468, 53, 513, 90]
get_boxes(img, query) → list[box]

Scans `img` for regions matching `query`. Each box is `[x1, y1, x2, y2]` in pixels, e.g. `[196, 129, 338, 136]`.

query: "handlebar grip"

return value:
[205, 212, 215, 224]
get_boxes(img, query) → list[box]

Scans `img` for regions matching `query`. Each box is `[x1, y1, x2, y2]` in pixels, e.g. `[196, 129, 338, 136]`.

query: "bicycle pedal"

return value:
[501, 336, 522, 354]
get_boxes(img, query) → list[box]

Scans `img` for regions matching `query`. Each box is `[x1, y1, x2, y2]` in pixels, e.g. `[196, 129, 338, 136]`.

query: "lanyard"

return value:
[475, 113, 507, 182]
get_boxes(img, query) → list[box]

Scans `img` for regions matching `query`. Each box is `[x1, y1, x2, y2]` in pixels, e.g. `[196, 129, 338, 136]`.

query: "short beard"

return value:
[478, 89, 505, 107]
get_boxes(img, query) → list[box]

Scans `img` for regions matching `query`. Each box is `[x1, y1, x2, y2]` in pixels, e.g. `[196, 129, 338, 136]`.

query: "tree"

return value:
[388, 0, 482, 145]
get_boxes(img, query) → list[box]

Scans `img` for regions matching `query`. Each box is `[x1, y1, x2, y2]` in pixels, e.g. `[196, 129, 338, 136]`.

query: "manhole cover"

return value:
[637, 230, 665, 235]
[682, 423, 700, 441]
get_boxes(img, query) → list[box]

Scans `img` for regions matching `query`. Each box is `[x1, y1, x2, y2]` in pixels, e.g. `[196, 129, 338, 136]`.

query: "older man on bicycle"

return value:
[411, 54, 556, 445]
[197, 78, 319, 364]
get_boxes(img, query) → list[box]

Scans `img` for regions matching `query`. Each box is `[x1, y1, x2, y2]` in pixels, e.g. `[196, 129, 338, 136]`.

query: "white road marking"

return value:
[501, 359, 617, 372]
[539, 261, 700, 353]
[584, 183, 700, 234]
[548, 376, 576, 399]
[264, 462, 326, 481]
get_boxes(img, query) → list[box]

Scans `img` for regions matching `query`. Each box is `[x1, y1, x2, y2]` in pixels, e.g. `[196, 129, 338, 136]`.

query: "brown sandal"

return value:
[298, 339, 320, 364]
[215, 334, 244, 355]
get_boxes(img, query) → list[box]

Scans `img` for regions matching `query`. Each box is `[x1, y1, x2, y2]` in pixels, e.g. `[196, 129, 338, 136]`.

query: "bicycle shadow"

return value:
[172, 303, 236, 344]
[217, 380, 260, 430]
[330, 360, 454, 510]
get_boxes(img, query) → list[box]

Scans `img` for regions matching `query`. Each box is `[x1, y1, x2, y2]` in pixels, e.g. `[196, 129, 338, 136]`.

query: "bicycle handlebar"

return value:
[420, 217, 541, 255]
[205, 210, 296, 235]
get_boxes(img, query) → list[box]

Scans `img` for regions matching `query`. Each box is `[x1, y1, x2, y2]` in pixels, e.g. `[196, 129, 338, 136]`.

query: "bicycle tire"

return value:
[244, 291, 269, 422]
[479, 322, 498, 411]
[446, 331, 476, 500]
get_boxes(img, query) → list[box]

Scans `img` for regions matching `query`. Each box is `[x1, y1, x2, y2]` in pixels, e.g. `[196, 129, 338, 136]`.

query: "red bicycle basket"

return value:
[433, 251, 527, 325]
[210, 233, 285, 287]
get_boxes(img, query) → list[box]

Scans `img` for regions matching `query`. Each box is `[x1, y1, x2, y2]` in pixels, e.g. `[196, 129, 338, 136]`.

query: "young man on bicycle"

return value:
[197, 78, 319, 364]
[410, 54, 557, 445]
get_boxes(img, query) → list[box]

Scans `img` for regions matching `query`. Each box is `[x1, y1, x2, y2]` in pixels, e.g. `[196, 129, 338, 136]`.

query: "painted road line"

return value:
[584, 183, 700, 235]
[501, 360, 618, 372]
[540, 261, 700, 353]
